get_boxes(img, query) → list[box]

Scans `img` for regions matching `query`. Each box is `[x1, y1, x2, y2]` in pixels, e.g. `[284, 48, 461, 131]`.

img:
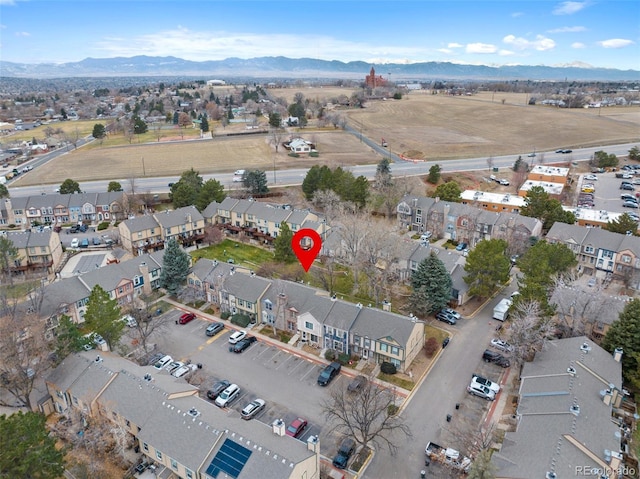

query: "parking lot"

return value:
[142, 312, 356, 462]
[578, 166, 640, 215]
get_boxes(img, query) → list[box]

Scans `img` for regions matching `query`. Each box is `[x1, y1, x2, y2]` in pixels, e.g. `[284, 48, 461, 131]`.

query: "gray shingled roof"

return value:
[122, 214, 159, 234]
[324, 300, 361, 331]
[351, 306, 417, 347]
[224, 273, 271, 303]
[6, 230, 52, 248]
[201, 201, 221, 220]
[39, 276, 91, 317]
[493, 336, 622, 479]
[155, 205, 203, 229]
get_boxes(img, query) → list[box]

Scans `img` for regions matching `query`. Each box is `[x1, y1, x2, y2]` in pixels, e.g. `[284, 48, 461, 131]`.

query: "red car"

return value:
[285, 417, 308, 438]
[178, 312, 196, 324]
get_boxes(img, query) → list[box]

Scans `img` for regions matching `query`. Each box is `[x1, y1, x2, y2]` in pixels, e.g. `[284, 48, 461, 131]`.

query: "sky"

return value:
[0, 0, 638, 70]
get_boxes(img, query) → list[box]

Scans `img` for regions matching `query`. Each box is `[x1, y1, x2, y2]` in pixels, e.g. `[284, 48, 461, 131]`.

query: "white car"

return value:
[491, 338, 514, 352]
[215, 383, 240, 407]
[584, 174, 598, 181]
[234, 169, 246, 176]
[228, 330, 247, 344]
[153, 355, 173, 370]
[70, 238, 79, 248]
[121, 314, 137, 328]
[165, 361, 184, 373]
[472, 374, 501, 393]
[499, 179, 510, 186]
[172, 363, 197, 378]
[441, 308, 461, 320]
[467, 378, 496, 401]
[241, 398, 266, 420]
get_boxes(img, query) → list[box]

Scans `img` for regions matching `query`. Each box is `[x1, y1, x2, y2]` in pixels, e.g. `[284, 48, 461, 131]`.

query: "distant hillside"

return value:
[1, 55, 638, 81]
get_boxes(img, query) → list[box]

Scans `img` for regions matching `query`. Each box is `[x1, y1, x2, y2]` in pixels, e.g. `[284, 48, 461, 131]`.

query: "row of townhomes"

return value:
[396, 195, 543, 250]
[493, 337, 626, 479]
[3, 229, 63, 276]
[46, 351, 321, 479]
[546, 222, 640, 289]
[188, 259, 424, 372]
[118, 199, 327, 257]
[1, 192, 125, 228]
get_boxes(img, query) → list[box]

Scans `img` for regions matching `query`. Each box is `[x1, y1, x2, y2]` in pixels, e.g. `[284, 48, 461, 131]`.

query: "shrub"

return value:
[230, 313, 251, 327]
[424, 337, 439, 357]
[8, 224, 15, 229]
[220, 311, 231, 320]
[97, 221, 109, 231]
[337, 353, 350, 365]
[288, 152, 300, 158]
[324, 349, 336, 361]
[387, 404, 399, 416]
[380, 362, 397, 375]
[309, 151, 319, 158]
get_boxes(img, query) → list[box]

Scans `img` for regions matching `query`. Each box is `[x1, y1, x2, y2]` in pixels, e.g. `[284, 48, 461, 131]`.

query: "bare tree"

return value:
[127, 296, 172, 356]
[203, 224, 224, 246]
[508, 300, 556, 364]
[269, 127, 284, 153]
[178, 285, 205, 307]
[321, 378, 411, 455]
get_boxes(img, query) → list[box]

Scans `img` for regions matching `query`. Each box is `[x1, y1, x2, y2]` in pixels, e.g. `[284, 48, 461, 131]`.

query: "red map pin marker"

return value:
[291, 228, 322, 272]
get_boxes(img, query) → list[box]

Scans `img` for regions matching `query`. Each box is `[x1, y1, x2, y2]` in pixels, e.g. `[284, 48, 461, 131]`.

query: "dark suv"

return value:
[318, 362, 341, 386]
[206, 380, 231, 400]
[482, 349, 511, 368]
[332, 437, 356, 469]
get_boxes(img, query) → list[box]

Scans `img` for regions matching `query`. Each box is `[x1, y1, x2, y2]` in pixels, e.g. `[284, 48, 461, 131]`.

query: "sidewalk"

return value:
[161, 296, 412, 399]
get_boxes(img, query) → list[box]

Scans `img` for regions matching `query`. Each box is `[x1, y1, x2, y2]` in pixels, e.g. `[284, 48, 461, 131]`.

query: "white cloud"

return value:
[447, 43, 463, 48]
[498, 50, 515, 56]
[503, 34, 556, 51]
[466, 43, 497, 54]
[14, 31, 30, 37]
[437, 48, 453, 54]
[0, 0, 17, 5]
[511, 12, 524, 17]
[598, 38, 634, 49]
[553, 1, 587, 15]
[547, 26, 587, 33]
[571, 42, 586, 49]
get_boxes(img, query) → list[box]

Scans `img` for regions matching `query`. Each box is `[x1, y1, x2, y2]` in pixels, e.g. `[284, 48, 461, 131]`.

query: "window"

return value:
[380, 343, 388, 352]
[156, 450, 163, 460]
[186, 470, 193, 479]
[305, 321, 313, 330]
[392, 346, 399, 355]
[125, 419, 130, 427]
[584, 245, 594, 254]
[170, 458, 178, 470]
[623, 255, 632, 263]
[143, 443, 149, 452]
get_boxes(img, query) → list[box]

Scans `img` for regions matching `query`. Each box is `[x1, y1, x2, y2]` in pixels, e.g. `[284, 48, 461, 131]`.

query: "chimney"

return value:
[139, 261, 151, 295]
[382, 300, 391, 312]
[613, 347, 623, 362]
[307, 435, 319, 452]
[272, 419, 285, 436]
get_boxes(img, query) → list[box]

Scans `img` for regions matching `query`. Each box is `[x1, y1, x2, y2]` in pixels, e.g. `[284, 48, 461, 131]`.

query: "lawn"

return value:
[191, 239, 274, 269]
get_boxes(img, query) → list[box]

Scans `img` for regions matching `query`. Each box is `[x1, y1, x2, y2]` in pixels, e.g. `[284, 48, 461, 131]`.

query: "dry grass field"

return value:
[10, 88, 640, 187]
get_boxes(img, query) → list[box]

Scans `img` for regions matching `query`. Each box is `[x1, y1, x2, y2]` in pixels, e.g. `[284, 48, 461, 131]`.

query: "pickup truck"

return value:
[425, 441, 471, 472]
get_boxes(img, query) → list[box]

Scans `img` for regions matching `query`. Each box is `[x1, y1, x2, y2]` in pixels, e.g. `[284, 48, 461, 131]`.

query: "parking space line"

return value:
[253, 344, 273, 360]
[286, 357, 306, 376]
[265, 349, 282, 365]
[300, 363, 317, 381]
[274, 354, 293, 370]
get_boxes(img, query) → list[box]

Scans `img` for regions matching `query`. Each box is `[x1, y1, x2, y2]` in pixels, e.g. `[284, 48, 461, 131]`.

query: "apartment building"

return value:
[4, 230, 63, 275]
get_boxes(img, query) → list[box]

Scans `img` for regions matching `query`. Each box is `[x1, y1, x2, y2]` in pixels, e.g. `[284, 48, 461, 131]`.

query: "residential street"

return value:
[362, 286, 519, 479]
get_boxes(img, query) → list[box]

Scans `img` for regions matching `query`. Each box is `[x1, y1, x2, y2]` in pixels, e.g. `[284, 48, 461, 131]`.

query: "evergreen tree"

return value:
[269, 112, 281, 128]
[520, 186, 576, 232]
[375, 158, 392, 189]
[433, 181, 462, 202]
[59, 178, 81, 194]
[605, 213, 639, 236]
[410, 253, 452, 315]
[54, 315, 85, 361]
[107, 181, 122, 192]
[243, 170, 269, 195]
[0, 411, 65, 478]
[92, 123, 106, 139]
[84, 285, 123, 351]
[196, 179, 226, 211]
[0, 235, 18, 285]
[200, 116, 209, 133]
[173, 111, 180, 124]
[133, 115, 148, 134]
[0, 184, 8, 199]
[601, 298, 640, 385]
[274, 222, 296, 264]
[160, 238, 190, 295]
[463, 239, 511, 299]
[427, 164, 441, 184]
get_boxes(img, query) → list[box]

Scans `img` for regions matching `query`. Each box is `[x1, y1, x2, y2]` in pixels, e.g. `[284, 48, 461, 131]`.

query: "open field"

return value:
[10, 88, 640, 187]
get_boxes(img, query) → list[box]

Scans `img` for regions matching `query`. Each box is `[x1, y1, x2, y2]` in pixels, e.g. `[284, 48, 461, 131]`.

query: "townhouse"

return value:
[37, 251, 164, 329]
[119, 206, 205, 256]
[203, 198, 326, 244]
[1, 192, 125, 229]
[45, 352, 321, 479]
[4, 230, 64, 275]
[492, 337, 625, 479]
[396, 195, 543, 249]
[188, 260, 424, 372]
[546, 222, 640, 288]
[460, 190, 526, 214]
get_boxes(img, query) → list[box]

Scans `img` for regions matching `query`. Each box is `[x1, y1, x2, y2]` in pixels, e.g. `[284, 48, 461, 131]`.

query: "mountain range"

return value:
[1, 56, 638, 81]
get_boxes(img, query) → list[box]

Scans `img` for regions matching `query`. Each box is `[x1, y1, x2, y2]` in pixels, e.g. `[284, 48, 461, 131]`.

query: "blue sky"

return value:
[1, 0, 638, 70]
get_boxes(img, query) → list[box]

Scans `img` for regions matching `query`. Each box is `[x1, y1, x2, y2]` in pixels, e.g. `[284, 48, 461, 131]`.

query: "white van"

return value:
[121, 315, 137, 328]
[153, 355, 173, 370]
[215, 383, 240, 407]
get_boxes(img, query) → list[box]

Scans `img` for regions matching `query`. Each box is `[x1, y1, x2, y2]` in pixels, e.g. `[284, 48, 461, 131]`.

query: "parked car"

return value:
[584, 174, 598, 181]
[621, 183, 635, 191]
[472, 374, 501, 393]
[482, 349, 511, 368]
[318, 361, 341, 386]
[420, 231, 432, 242]
[215, 383, 240, 407]
[205, 322, 225, 337]
[455, 242, 468, 251]
[621, 194, 637, 202]
[623, 201, 639, 208]
[233, 336, 257, 353]
[241, 398, 266, 420]
[490, 338, 514, 352]
[93, 334, 106, 347]
[178, 312, 196, 324]
[120, 314, 137, 328]
[581, 186, 595, 193]
[499, 179, 510, 186]
[69, 225, 80, 234]
[92, 237, 101, 245]
[80, 238, 89, 248]
[441, 308, 461, 320]
[206, 380, 231, 400]
[153, 355, 173, 370]
[228, 330, 247, 344]
[285, 417, 308, 438]
[467, 378, 496, 401]
[172, 363, 197, 378]
[70, 237, 79, 248]
[347, 375, 367, 392]
[435, 311, 457, 325]
[332, 437, 356, 469]
[165, 361, 184, 373]
[134, 461, 150, 474]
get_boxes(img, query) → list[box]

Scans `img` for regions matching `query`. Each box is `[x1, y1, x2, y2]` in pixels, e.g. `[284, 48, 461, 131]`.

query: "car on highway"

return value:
[206, 380, 231, 400]
[286, 417, 308, 438]
[561, 149, 573, 154]
[584, 174, 598, 181]
[435, 310, 457, 325]
[623, 201, 639, 209]
[232, 336, 257, 353]
[178, 312, 196, 324]
[347, 375, 367, 392]
[205, 322, 225, 337]
[472, 374, 501, 393]
[240, 398, 266, 420]
[228, 330, 247, 344]
[490, 338, 514, 352]
[332, 437, 356, 469]
[318, 361, 341, 386]
[467, 378, 496, 401]
[215, 383, 240, 407]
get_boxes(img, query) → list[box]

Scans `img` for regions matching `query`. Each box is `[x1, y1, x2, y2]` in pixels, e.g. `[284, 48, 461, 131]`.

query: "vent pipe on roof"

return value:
[614, 347, 623, 362]
[580, 342, 592, 353]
